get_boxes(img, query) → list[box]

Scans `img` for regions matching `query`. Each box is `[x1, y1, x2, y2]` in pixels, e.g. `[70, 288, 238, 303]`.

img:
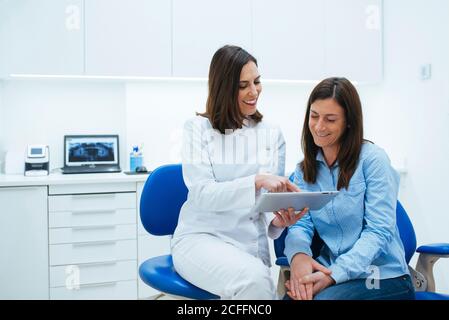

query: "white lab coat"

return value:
[172, 115, 286, 267]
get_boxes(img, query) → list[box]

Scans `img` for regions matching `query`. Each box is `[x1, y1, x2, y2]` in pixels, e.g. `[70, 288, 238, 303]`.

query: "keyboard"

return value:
[62, 166, 121, 174]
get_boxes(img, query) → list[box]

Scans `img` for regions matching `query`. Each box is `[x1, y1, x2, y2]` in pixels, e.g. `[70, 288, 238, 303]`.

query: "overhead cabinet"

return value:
[172, 0, 252, 78]
[253, 0, 382, 82]
[252, 0, 326, 81]
[84, 0, 171, 76]
[322, 0, 383, 83]
[1, 0, 383, 82]
[1, 0, 84, 75]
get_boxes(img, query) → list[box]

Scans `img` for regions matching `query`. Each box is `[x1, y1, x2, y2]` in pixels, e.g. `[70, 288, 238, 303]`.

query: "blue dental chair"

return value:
[139, 164, 219, 299]
[274, 200, 449, 300]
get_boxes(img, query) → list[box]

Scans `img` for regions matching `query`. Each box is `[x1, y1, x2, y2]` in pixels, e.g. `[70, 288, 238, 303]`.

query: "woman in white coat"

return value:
[171, 45, 309, 299]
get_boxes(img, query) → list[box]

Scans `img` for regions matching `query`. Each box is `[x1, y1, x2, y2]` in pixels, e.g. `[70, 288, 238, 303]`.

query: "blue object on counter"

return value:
[130, 146, 143, 172]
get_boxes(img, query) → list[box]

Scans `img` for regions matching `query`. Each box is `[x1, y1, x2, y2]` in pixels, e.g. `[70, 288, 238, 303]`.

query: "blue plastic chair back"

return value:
[139, 164, 220, 299]
[396, 201, 417, 264]
[140, 164, 188, 236]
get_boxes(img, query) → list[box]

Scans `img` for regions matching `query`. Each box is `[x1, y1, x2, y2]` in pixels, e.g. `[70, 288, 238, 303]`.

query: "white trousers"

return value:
[172, 234, 276, 300]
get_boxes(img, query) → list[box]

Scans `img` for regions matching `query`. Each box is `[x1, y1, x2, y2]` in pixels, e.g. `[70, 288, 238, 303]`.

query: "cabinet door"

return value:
[85, 0, 171, 77]
[253, 0, 325, 81]
[0, 186, 48, 299]
[172, 0, 252, 77]
[2, 0, 84, 75]
[324, 0, 382, 83]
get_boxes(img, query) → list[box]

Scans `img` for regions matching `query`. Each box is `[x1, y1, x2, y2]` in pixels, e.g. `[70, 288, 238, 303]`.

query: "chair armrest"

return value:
[416, 243, 449, 255]
[415, 244, 449, 292]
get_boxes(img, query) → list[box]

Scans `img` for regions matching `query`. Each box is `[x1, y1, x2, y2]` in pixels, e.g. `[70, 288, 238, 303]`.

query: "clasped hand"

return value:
[285, 253, 335, 300]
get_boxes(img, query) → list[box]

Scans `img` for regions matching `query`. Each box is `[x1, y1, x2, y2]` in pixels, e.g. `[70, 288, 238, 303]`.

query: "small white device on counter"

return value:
[25, 145, 49, 176]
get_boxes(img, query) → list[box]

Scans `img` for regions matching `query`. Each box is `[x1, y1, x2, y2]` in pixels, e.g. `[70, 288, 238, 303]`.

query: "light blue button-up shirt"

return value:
[284, 143, 410, 284]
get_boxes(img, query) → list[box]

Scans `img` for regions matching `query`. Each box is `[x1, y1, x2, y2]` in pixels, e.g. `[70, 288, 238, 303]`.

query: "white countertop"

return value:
[0, 167, 406, 188]
[0, 172, 150, 187]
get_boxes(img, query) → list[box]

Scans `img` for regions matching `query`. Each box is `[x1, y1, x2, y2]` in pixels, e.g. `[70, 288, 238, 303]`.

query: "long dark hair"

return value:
[198, 45, 263, 133]
[300, 77, 364, 190]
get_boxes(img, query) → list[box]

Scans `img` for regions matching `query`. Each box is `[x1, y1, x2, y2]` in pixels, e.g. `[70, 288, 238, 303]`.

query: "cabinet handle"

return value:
[76, 261, 119, 268]
[78, 281, 118, 289]
[71, 209, 115, 215]
[71, 225, 117, 231]
[72, 240, 117, 247]
[71, 194, 116, 200]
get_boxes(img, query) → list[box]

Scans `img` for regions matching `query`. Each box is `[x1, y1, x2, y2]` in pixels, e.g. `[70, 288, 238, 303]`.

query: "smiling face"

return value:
[309, 98, 346, 152]
[238, 61, 262, 117]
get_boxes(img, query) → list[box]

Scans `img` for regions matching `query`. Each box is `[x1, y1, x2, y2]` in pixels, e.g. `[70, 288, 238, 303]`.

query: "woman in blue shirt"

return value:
[284, 77, 415, 300]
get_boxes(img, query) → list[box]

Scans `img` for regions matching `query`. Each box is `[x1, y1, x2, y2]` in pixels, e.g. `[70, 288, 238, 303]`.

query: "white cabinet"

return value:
[323, 0, 382, 83]
[48, 187, 138, 300]
[253, 0, 326, 81]
[0, 186, 49, 299]
[1, 0, 84, 75]
[253, 0, 382, 83]
[0, 0, 382, 81]
[172, 0, 253, 77]
[85, 0, 171, 76]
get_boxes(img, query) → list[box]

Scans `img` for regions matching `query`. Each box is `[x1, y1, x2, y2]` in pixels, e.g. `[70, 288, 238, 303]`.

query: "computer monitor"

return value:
[64, 135, 120, 167]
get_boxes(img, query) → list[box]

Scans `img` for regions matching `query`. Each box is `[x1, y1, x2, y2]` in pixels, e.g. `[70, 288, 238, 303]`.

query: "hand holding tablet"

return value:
[271, 207, 310, 228]
[253, 191, 339, 213]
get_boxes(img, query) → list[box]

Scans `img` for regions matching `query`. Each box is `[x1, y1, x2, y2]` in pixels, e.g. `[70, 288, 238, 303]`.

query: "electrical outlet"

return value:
[420, 64, 432, 80]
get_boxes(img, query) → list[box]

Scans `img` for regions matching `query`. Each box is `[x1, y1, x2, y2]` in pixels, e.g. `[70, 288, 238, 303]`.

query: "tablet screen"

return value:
[252, 191, 339, 212]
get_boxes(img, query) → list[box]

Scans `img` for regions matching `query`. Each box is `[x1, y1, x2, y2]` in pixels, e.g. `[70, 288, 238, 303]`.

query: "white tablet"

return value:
[252, 191, 339, 213]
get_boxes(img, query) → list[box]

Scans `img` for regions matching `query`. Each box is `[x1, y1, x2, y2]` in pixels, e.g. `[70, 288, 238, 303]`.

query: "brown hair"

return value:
[300, 77, 364, 190]
[198, 45, 263, 133]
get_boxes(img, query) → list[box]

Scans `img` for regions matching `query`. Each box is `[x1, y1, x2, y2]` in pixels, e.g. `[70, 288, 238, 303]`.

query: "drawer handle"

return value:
[78, 281, 118, 289]
[72, 240, 117, 247]
[71, 225, 117, 231]
[71, 210, 116, 215]
[77, 261, 119, 268]
[71, 194, 116, 200]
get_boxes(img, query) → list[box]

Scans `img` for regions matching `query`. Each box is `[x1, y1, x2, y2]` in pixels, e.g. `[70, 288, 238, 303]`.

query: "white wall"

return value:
[125, 81, 208, 171]
[0, 80, 126, 171]
[125, 81, 315, 173]
[0, 81, 4, 169]
[367, 0, 449, 292]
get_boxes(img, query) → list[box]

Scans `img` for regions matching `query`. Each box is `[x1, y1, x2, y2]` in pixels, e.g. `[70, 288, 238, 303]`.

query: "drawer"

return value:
[49, 208, 136, 228]
[49, 193, 136, 212]
[50, 260, 137, 288]
[49, 224, 136, 244]
[50, 280, 137, 300]
[49, 239, 137, 266]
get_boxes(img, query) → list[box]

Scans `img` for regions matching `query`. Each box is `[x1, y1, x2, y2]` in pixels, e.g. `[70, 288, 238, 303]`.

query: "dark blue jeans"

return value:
[313, 274, 415, 300]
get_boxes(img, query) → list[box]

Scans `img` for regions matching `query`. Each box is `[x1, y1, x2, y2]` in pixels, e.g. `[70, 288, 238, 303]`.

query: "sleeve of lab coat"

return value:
[181, 118, 257, 212]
